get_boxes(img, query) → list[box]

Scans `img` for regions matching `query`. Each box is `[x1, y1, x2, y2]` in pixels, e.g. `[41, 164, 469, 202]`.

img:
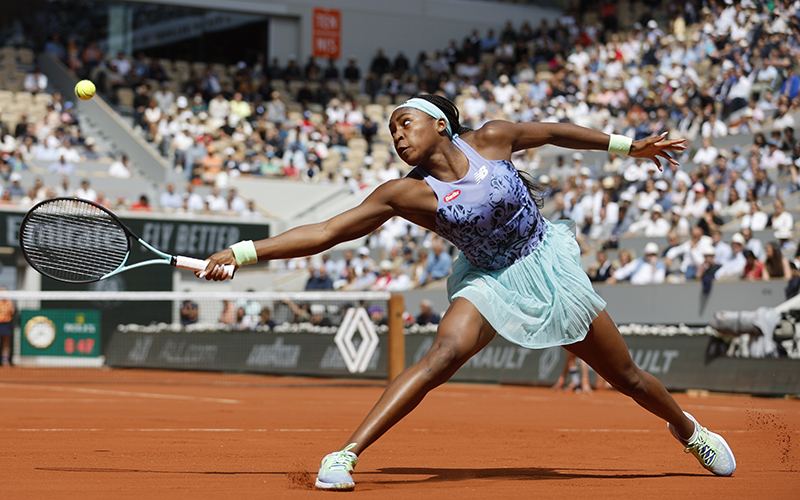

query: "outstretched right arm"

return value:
[198, 177, 430, 280]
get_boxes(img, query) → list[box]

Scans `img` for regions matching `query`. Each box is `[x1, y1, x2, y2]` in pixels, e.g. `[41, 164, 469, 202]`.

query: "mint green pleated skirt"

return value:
[447, 219, 606, 349]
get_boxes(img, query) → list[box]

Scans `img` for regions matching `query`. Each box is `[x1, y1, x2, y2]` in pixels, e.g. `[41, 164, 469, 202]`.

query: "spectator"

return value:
[699, 245, 721, 293]
[264, 91, 287, 124]
[219, 299, 236, 326]
[205, 187, 227, 212]
[779, 65, 800, 101]
[769, 198, 793, 234]
[343, 57, 360, 82]
[159, 183, 182, 210]
[764, 240, 791, 281]
[742, 250, 765, 281]
[208, 93, 231, 120]
[368, 306, 387, 327]
[233, 305, 258, 331]
[742, 227, 766, 262]
[587, 250, 613, 282]
[665, 225, 712, 280]
[740, 200, 769, 231]
[0, 287, 14, 366]
[6, 173, 24, 197]
[108, 155, 133, 179]
[415, 299, 441, 325]
[419, 240, 452, 286]
[130, 195, 152, 211]
[626, 205, 670, 238]
[715, 233, 747, 280]
[370, 260, 396, 291]
[74, 179, 97, 202]
[48, 155, 76, 175]
[142, 99, 162, 141]
[24, 69, 48, 94]
[200, 145, 224, 184]
[709, 229, 733, 265]
[44, 33, 66, 60]
[152, 81, 175, 112]
[180, 299, 199, 326]
[306, 265, 334, 290]
[226, 188, 247, 213]
[109, 51, 131, 77]
[184, 184, 205, 211]
[229, 92, 252, 121]
[54, 176, 71, 197]
[258, 307, 276, 329]
[606, 242, 666, 285]
[693, 137, 719, 165]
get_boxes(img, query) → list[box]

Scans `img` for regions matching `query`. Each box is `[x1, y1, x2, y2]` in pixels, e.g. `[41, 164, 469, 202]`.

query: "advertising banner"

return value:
[313, 8, 341, 59]
[104, 330, 800, 395]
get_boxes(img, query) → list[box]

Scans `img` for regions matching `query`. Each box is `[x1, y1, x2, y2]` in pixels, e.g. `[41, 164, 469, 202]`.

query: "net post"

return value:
[387, 293, 405, 382]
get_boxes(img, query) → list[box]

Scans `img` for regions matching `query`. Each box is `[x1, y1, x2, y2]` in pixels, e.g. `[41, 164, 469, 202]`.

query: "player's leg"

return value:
[551, 349, 573, 390]
[1, 336, 10, 365]
[565, 309, 735, 476]
[315, 297, 496, 490]
[578, 357, 592, 393]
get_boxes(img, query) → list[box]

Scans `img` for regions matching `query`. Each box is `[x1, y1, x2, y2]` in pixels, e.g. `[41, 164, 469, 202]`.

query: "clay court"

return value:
[1, 369, 797, 499]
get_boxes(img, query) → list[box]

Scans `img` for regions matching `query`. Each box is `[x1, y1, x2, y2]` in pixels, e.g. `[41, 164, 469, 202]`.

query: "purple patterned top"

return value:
[412, 137, 546, 270]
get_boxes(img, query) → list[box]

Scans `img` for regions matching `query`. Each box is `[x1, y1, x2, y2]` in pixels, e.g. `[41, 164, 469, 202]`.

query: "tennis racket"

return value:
[19, 197, 235, 283]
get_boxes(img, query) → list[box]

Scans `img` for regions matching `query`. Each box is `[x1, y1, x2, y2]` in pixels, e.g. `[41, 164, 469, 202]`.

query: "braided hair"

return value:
[414, 93, 544, 209]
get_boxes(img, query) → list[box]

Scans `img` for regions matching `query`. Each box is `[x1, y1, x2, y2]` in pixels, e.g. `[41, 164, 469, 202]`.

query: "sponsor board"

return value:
[104, 331, 800, 394]
[106, 330, 387, 377]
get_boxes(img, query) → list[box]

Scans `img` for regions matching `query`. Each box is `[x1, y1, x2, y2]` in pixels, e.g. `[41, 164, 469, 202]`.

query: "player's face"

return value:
[389, 108, 446, 164]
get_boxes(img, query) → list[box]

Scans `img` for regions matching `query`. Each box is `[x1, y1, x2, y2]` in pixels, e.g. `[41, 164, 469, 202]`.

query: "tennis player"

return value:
[200, 94, 736, 489]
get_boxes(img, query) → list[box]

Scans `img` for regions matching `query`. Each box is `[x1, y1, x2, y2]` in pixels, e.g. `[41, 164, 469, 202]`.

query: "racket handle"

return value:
[172, 256, 235, 279]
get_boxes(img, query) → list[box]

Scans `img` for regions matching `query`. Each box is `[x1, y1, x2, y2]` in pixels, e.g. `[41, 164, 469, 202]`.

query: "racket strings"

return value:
[21, 199, 130, 282]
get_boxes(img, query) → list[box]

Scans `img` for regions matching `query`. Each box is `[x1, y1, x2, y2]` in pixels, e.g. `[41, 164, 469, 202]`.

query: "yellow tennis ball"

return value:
[75, 80, 96, 100]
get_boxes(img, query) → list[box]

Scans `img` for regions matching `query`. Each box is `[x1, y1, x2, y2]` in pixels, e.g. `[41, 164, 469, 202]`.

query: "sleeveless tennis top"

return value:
[412, 137, 546, 270]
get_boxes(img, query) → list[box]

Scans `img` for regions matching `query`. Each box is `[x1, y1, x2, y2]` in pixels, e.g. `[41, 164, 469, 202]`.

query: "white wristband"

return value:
[608, 134, 633, 155]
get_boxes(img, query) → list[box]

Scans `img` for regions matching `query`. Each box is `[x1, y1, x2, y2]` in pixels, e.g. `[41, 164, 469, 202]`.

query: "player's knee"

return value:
[423, 340, 466, 380]
[610, 365, 647, 397]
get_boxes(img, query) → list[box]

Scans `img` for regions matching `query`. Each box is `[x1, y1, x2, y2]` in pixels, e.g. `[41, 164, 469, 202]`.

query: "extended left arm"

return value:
[476, 121, 686, 170]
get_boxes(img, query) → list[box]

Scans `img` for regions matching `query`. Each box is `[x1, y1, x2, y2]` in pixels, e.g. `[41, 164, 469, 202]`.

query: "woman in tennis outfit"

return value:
[200, 94, 736, 490]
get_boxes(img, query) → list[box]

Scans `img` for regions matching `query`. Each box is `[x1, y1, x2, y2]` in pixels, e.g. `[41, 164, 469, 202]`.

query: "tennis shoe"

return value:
[668, 411, 736, 476]
[315, 443, 358, 491]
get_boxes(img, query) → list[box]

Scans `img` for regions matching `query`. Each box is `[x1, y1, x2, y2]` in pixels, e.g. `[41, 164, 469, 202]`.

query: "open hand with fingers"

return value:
[629, 132, 687, 171]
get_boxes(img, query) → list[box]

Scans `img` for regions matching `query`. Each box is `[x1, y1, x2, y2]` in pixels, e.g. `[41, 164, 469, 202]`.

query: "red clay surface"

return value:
[0, 368, 798, 499]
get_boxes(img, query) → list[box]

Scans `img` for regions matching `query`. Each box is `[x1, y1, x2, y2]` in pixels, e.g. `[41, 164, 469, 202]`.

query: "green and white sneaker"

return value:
[315, 443, 359, 491]
[668, 411, 736, 476]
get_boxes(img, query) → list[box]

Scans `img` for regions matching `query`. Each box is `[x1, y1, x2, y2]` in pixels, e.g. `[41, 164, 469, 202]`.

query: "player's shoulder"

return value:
[368, 174, 433, 214]
[374, 175, 426, 198]
[468, 120, 518, 146]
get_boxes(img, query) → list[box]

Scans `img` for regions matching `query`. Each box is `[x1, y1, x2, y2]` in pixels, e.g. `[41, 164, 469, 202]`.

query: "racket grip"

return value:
[172, 256, 235, 279]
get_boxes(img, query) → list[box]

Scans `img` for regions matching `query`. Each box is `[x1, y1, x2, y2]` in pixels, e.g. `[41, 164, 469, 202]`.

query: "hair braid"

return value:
[413, 93, 472, 136]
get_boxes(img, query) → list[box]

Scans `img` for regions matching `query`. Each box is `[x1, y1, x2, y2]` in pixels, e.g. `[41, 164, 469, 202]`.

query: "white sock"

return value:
[683, 412, 699, 444]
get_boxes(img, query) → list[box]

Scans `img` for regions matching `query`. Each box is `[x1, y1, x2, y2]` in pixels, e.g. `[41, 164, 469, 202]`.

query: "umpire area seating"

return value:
[0, 90, 53, 131]
[18, 169, 152, 202]
[0, 47, 33, 92]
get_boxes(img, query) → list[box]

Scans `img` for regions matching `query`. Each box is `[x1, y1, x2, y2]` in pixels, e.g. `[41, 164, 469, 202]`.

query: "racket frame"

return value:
[19, 197, 234, 283]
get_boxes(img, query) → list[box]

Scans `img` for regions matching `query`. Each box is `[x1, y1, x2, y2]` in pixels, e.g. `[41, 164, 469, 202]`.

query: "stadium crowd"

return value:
[3, 0, 800, 291]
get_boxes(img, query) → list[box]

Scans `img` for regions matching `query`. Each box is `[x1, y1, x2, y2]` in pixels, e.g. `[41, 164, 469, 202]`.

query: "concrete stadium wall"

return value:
[398, 279, 789, 326]
[123, 0, 562, 69]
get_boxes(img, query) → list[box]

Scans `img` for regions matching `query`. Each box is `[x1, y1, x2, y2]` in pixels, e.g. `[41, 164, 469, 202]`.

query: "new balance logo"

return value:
[474, 165, 488, 184]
